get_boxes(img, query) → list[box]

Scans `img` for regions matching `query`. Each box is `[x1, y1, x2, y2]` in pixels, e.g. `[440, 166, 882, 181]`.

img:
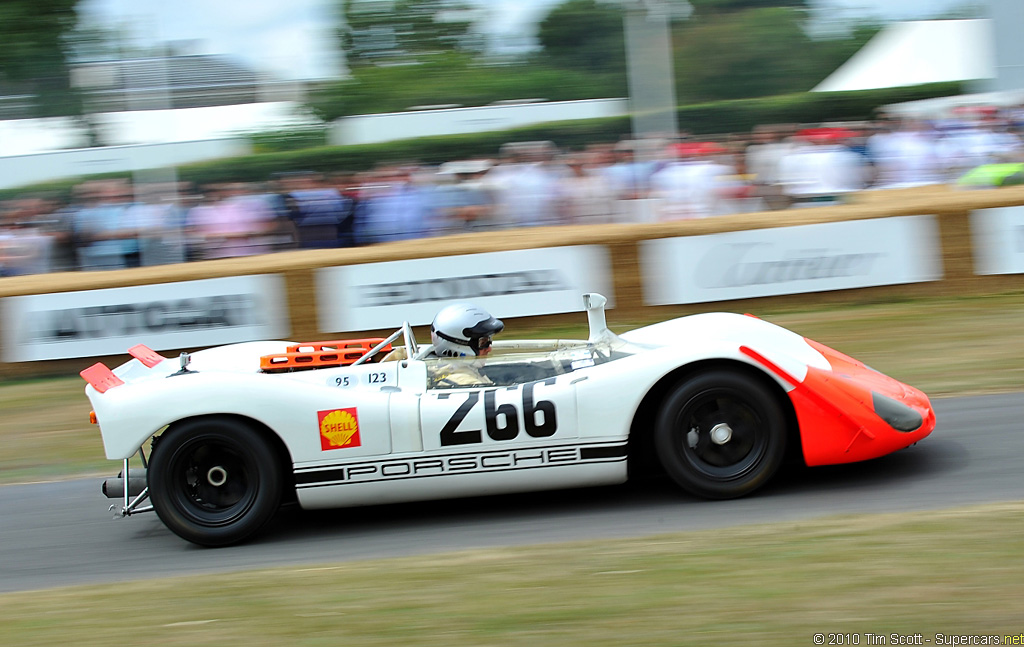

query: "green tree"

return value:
[308, 52, 618, 120]
[0, 0, 84, 120]
[672, 6, 879, 102]
[536, 0, 627, 74]
[673, 8, 816, 101]
[309, 0, 881, 121]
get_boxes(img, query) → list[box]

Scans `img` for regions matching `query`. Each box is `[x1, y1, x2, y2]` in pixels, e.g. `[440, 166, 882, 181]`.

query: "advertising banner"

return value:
[2, 275, 288, 362]
[317, 246, 613, 332]
[640, 216, 942, 305]
[971, 206, 1024, 275]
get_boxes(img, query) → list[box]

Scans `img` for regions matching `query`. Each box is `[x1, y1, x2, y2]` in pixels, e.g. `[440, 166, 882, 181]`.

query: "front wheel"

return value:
[655, 370, 787, 499]
[149, 417, 282, 547]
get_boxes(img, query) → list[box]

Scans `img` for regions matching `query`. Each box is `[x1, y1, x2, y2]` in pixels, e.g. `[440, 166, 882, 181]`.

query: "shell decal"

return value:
[318, 408, 362, 450]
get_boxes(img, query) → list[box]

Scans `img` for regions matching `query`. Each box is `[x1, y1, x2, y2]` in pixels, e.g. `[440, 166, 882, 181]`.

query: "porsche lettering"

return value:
[296, 445, 609, 487]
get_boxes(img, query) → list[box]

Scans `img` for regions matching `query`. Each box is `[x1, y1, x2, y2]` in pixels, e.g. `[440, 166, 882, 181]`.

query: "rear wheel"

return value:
[655, 370, 786, 499]
[149, 417, 282, 546]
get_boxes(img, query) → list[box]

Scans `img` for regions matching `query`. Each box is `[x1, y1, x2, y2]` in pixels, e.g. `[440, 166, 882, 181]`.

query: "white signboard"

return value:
[2, 275, 289, 362]
[641, 216, 942, 305]
[317, 246, 613, 332]
[331, 99, 627, 146]
[971, 206, 1024, 275]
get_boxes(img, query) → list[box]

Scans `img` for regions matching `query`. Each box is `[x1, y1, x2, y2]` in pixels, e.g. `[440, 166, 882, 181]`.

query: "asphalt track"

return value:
[3, 392, 1023, 594]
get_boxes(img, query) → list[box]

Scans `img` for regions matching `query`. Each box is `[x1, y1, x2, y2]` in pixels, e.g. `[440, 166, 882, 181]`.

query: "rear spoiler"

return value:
[127, 344, 167, 368]
[80, 344, 168, 393]
[80, 363, 124, 393]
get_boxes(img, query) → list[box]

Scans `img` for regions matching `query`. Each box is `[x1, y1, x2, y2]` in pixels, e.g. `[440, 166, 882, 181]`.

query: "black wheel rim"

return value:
[166, 436, 259, 527]
[671, 387, 769, 480]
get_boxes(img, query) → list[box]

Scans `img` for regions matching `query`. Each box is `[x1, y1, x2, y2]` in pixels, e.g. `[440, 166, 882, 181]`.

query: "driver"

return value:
[427, 303, 504, 387]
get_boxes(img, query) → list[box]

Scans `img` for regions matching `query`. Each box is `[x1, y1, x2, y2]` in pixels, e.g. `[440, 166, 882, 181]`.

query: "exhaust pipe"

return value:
[102, 469, 147, 498]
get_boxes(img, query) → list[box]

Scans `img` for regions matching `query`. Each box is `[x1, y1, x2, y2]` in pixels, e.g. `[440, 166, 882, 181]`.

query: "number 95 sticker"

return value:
[328, 370, 391, 388]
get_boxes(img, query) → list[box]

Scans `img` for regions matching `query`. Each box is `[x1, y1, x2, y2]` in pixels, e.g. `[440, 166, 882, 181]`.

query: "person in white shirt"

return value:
[650, 142, 741, 219]
[867, 119, 942, 189]
[746, 125, 797, 210]
[560, 151, 617, 225]
[482, 141, 566, 229]
[778, 128, 865, 206]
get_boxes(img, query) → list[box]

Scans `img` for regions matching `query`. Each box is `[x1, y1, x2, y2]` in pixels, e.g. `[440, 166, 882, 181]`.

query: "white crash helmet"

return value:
[430, 303, 504, 357]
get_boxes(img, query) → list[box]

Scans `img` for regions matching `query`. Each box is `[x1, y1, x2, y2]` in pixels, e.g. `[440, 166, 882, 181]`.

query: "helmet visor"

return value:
[463, 316, 504, 339]
[470, 335, 493, 355]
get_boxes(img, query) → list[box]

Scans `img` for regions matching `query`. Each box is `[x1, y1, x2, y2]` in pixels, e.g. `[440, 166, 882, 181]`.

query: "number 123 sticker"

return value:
[328, 370, 390, 388]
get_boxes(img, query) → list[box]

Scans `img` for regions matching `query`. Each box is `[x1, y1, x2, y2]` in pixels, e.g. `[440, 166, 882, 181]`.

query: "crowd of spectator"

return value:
[4, 108, 1024, 277]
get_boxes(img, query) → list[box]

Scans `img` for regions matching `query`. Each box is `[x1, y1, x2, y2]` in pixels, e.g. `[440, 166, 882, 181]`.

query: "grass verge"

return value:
[2, 502, 1023, 646]
[3, 291, 1024, 485]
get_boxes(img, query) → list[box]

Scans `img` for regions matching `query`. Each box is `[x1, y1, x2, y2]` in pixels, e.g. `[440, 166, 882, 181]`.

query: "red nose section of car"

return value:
[80, 363, 124, 393]
[741, 340, 936, 467]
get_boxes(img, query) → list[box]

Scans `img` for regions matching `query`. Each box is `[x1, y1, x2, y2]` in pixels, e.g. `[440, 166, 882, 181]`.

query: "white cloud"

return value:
[79, 0, 343, 80]
[470, 0, 563, 35]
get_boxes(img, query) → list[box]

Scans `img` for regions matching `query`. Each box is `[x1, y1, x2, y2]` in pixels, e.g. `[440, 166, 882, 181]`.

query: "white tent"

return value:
[812, 19, 994, 93]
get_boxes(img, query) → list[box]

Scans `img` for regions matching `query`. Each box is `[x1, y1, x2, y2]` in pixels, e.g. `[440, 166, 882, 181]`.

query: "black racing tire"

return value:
[149, 417, 282, 547]
[654, 369, 787, 499]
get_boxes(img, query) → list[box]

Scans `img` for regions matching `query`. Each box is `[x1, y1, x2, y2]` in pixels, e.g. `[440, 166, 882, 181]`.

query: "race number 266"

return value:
[440, 379, 557, 446]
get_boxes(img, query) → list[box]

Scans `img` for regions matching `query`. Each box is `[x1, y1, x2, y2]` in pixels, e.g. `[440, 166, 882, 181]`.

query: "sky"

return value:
[78, 0, 346, 80]
[78, 0, 980, 81]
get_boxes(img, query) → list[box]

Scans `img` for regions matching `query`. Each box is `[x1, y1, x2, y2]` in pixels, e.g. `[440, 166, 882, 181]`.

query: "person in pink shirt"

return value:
[185, 183, 276, 259]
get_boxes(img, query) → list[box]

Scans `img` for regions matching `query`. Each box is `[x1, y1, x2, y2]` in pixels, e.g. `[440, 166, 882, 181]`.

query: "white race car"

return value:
[81, 294, 935, 546]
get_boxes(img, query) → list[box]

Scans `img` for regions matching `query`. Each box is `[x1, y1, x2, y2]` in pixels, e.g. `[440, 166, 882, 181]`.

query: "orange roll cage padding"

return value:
[260, 338, 391, 372]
